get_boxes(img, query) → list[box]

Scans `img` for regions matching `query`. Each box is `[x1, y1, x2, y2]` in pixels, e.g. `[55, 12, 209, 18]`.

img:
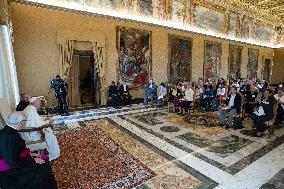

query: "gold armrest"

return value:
[19, 124, 53, 140]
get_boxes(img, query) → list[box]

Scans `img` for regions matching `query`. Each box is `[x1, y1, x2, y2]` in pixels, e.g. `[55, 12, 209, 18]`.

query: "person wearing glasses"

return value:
[0, 112, 58, 189]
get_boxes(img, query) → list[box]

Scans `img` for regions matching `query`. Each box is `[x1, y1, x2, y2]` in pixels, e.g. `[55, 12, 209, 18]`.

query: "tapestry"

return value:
[255, 26, 272, 42]
[192, 3, 225, 34]
[171, 0, 190, 24]
[228, 12, 239, 37]
[52, 126, 156, 189]
[140, 0, 153, 17]
[247, 48, 259, 79]
[169, 35, 192, 82]
[117, 27, 152, 88]
[204, 41, 222, 80]
[228, 45, 242, 80]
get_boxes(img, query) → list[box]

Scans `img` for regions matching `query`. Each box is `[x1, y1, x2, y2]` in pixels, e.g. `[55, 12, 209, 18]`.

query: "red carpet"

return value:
[52, 126, 156, 189]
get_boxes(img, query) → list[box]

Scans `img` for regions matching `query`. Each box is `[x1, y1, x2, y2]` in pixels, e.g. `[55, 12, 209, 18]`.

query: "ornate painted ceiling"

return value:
[10, 0, 284, 47]
[205, 0, 284, 24]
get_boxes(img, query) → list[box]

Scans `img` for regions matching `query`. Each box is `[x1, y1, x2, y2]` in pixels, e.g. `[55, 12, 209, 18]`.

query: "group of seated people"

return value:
[140, 77, 284, 137]
[0, 93, 59, 188]
[108, 81, 132, 108]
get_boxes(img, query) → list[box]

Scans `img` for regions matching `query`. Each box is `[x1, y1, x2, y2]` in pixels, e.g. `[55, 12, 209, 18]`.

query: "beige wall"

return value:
[272, 48, 284, 84]
[10, 4, 275, 103]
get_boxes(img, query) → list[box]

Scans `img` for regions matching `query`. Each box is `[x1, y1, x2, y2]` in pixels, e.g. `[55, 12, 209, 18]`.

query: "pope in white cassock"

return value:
[21, 97, 60, 161]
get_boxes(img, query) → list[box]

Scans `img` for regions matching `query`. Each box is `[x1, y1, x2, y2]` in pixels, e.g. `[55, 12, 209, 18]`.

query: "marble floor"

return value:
[54, 105, 284, 189]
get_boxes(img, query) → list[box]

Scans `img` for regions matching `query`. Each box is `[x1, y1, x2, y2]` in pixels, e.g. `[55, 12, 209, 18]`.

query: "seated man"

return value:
[220, 86, 242, 128]
[108, 81, 119, 108]
[16, 92, 30, 111]
[0, 112, 58, 189]
[144, 79, 156, 105]
[119, 81, 131, 106]
[21, 97, 60, 161]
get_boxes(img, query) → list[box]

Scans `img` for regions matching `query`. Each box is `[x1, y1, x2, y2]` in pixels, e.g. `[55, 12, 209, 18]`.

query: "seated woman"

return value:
[243, 86, 259, 114]
[167, 84, 175, 112]
[0, 112, 58, 189]
[174, 83, 183, 113]
[251, 89, 275, 137]
[179, 82, 195, 115]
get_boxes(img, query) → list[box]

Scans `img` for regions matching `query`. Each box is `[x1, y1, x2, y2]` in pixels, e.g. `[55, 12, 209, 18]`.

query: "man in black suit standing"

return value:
[119, 81, 131, 106]
[219, 86, 242, 128]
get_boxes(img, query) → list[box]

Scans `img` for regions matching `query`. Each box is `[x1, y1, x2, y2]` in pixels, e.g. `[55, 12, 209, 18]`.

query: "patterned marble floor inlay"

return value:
[178, 133, 253, 157]
[84, 119, 217, 189]
[260, 169, 284, 189]
[52, 106, 284, 189]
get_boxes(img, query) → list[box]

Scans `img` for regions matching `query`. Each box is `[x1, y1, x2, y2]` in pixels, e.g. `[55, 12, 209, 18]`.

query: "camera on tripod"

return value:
[48, 75, 69, 115]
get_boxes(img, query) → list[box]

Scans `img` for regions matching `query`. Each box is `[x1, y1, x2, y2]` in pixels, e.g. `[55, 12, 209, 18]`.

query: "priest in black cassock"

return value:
[16, 92, 30, 111]
[0, 112, 57, 189]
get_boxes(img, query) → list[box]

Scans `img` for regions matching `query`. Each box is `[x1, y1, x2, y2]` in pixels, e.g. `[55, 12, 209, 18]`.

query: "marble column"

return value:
[0, 0, 20, 109]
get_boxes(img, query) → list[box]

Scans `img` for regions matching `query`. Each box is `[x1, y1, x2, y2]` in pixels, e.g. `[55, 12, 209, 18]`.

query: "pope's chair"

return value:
[0, 98, 49, 152]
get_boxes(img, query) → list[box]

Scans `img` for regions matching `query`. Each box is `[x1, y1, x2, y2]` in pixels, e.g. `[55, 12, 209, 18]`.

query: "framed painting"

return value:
[204, 41, 222, 80]
[228, 45, 242, 80]
[192, 2, 226, 34]
[168, 34, 192, 83]
[247, 48, 259, 79]
[116, 27, 152, 88]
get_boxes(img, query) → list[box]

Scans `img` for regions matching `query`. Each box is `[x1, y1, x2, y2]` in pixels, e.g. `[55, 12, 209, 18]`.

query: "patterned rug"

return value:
[52, 126, 156, 189]
[183, 113, 220, 127]
[165, 114, 226, 135]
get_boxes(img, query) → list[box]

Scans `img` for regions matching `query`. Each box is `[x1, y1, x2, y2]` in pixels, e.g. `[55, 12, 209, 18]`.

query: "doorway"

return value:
[263, 59, 271, 82]
[70, 50, 100, 108]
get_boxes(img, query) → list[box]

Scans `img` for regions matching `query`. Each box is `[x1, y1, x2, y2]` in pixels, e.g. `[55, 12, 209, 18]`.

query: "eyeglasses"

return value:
[20, 120, 27, 124]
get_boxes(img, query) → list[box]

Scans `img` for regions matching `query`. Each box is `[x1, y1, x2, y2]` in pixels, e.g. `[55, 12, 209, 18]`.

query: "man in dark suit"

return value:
[220, 86, 242, 128]
[16, 92, 30, 111]
[108, 81, 118, 108]
[119, 81, 131, 106]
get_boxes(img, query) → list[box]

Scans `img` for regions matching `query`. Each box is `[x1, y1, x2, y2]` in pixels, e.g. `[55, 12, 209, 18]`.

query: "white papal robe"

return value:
[21, 105, 60, 161]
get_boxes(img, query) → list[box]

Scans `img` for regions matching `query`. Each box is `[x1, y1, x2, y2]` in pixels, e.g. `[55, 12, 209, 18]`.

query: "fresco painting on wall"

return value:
[171, 0, 190, 24]
[255, 26, 272, 42]
[228, 12, 239, 37]
[247, 48, 259, 79]
[204, 41, 222, 80]
[240, 15, 251, 39]
[117, 27, 152, 88]
[192, 3, 225, 34]
[169, 35, 192, 82]
[140, 0, 153, 17]
[273, 26, 284, 45]
[228, 45, 242, 80]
